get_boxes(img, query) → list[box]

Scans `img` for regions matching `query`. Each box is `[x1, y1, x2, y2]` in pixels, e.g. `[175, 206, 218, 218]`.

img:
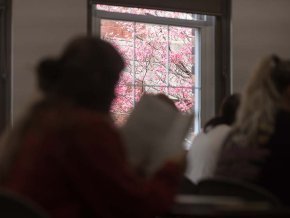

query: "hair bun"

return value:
[36, 58, 61, 93]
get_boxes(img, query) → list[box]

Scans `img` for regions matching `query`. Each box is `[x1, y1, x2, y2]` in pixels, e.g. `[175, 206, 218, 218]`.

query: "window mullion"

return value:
[166, 25, 169, 95]
[194, 29, 201, 133]
[133, 22, 136, 107]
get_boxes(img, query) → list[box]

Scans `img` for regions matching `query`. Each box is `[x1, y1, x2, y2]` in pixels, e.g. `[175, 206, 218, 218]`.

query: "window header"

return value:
[90, 0, 228, 16]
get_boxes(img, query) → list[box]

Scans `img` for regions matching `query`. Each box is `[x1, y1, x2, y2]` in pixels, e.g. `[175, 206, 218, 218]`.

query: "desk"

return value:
[159, 195, 290, 218]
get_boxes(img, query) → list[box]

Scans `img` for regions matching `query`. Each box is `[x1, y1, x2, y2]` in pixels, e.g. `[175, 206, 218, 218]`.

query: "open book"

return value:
[120, 94, 194, 177]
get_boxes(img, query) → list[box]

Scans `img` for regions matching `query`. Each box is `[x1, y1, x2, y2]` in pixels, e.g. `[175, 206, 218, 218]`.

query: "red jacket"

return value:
[2, 104, 181, 218]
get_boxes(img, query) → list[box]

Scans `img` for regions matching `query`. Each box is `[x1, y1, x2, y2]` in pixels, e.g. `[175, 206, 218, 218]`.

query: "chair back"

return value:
[196, 177, 281, 206]
[178, 176, 197, 195]
[0, 190, 48, 218]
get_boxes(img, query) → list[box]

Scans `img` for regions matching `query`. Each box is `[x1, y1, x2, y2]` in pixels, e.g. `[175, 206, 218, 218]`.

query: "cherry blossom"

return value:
[98, 6, 196, 125]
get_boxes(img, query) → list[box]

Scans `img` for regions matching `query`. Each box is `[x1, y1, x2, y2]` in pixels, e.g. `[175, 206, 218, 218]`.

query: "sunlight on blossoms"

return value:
[97, 5, 197, 126]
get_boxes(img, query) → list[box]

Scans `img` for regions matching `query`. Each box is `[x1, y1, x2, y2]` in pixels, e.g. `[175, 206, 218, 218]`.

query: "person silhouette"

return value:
[0, 36, 185, 218]
[216, 55, 290, 205]
[185, 93, 241, 183]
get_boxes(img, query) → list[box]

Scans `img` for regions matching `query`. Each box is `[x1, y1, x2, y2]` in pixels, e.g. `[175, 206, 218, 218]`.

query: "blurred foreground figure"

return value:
[0, 36, 184, 218]
[216, 55, 290, 205]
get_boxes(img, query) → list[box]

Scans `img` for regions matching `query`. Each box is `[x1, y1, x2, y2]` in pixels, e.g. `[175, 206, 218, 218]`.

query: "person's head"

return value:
[36, 36, 125, 112]
[219, 93, 241, 125]
[228, 55, 290, 147]
[203, 93, 241, 132]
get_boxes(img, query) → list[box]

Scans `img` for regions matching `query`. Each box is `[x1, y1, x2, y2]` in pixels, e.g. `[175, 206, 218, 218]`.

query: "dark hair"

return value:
[203, 93, 241, 133]
[37, 59, 62, 93]
[36, 36, 125, 111]
[270, 55, 290, 94]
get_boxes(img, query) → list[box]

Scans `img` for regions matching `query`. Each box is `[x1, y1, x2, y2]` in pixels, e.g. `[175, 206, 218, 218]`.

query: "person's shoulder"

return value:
[40, 104, 116, 134]
[71, 108, 117, 135]
[190, 125, 230, 144]
[204, 124, 231, 143]
[191, 131, 207, 144]
[212, 124, 231, 132]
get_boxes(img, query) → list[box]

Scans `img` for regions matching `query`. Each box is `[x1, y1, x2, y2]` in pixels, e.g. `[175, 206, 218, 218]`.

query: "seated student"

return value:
[0, 36, 185, 218]
[215, 55, 290, 205]
[185, 93, 240, 183]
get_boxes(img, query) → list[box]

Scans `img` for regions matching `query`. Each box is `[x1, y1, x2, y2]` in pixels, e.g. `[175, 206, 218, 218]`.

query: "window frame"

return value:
[88, 0, 231, 127]
[0, 0, 11, 133]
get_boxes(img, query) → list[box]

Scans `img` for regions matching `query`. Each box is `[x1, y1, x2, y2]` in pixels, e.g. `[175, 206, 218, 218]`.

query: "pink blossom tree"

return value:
[98, 5, 195, 125]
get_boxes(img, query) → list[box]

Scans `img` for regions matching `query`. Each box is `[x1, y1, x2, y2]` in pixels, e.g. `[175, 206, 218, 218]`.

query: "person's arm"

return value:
[57, 120, 184, 218]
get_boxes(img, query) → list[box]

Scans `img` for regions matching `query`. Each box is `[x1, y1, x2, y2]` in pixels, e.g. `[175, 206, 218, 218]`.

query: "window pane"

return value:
[110, 85, 134, 125]
[98, 13, 198, 127]
[135, 23, 167, 88]
[169, 26, 195, 88]
[168, 87, 194, 113]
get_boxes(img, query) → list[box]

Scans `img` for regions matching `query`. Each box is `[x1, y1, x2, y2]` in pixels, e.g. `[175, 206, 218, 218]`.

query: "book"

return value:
[120, 94, 194, 177]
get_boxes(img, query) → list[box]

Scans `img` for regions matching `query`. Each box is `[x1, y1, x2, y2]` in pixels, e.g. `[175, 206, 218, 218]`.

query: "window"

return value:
[89, 0, 230, 134]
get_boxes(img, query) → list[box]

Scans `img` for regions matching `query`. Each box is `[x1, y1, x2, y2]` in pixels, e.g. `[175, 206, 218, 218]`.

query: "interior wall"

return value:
[11, 0, 290, 121]
[12, 0, 87, 122]
[231, 0, 290, 92]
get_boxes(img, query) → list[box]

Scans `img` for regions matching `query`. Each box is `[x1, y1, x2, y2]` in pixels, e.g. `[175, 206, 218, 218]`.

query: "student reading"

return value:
[0, 36, 185, 218]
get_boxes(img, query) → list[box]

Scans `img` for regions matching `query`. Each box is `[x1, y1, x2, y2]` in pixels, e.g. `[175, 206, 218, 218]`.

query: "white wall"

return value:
[231, 0, 290, 92]
[12, 0, 87, 122]
[11, 0, 290, 121]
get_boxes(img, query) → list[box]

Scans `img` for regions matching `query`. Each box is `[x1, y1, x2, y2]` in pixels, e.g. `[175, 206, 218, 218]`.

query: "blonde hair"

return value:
[226, 56, 284, 147]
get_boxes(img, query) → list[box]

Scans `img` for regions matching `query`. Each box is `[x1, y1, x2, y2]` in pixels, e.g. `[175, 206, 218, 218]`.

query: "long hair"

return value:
[225, 55, 290, 147]
[204, 93, 240, 133]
